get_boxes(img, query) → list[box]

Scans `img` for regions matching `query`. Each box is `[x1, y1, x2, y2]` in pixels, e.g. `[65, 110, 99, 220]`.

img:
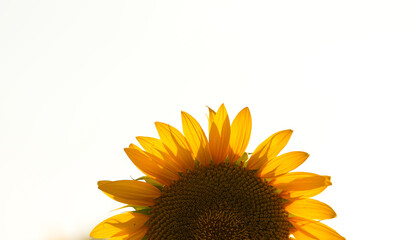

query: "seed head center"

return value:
[147, 163, 290, 240]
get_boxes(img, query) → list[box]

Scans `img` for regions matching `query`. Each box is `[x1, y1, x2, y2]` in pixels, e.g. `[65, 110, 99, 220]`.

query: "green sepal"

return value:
[194, 158, 200, 168]
[137, 176, 163, 190]
[133, 206, 152, 215]
[274, 188, 283, 194]
[264, 178, 273, 183]
[248, 169, 259, 175]
[236, 152, 249, 166]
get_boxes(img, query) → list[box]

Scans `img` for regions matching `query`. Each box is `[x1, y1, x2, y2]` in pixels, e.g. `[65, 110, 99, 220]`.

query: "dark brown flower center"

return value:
[146, 163, 291, 240]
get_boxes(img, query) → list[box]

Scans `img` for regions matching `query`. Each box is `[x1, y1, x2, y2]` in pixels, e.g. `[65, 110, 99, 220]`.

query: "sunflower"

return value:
[90, 104, 345, 240]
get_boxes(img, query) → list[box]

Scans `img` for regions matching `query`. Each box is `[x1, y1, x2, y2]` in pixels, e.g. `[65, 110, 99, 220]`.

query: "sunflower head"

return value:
[91, 104, 344, 240]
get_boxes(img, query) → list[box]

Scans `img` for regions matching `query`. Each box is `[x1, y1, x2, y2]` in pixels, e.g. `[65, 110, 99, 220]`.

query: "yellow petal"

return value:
[258, 151, 309, 178]
[155, 122, 194, 171]
[124, 146, 176, 186]
[90, 212, 149, 238]
[228, 107, 252, 163]
[209, 104, 231, 164]
[136, 136, 180, 170]
[284, 186, 330, 200]
[246, 130, 293, 170]
[285, 199, 337, 220]
[136, 136, 167, 156]
[207, 106, 216, 132]
[98, 180, 111, 186]
[272, 172, 332, 191]
[290, 217, 345, 240]
[271, 172, 332, 199]
[127, 226, 148, 240]
[135, 137, 183, 174]
[98, 180, 161, 207]
[181, 111, 211, 166]
[110, 226, 149, 240]
[147, 152, 182, 177]
[129, 143, 180, 178]
[130, 144, 180, 180]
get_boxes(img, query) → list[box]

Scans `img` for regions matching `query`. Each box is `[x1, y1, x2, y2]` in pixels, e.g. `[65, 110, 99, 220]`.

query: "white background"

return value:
[1, 1, 418, 239]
